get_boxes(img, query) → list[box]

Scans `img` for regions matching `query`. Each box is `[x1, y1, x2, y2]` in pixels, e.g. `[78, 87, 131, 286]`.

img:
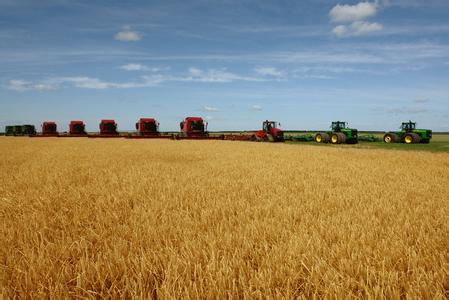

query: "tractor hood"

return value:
[271, 127, 283, 137]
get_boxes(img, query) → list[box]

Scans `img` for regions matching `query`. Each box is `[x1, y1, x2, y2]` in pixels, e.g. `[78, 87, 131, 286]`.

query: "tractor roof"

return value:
[100, 119, 116, 123]
[70, 120, 84, 124]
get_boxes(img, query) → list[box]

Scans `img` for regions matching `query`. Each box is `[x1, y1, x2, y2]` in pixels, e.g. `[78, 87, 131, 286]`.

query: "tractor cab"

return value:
[401, 121, 416, 132]
[263, 121, 279, 133]
[331, 121, 347, 132]
[255, 120, 284, 142]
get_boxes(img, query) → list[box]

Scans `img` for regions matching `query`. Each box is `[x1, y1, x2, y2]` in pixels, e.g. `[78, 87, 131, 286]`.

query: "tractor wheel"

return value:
[404, 133, 420, 144]
[315, 133, 330, 143]
[267, 134, 275, 142]
[250, 135, 257, 141]
[383, 133, 398, 143]
[331, 132, 346, 144]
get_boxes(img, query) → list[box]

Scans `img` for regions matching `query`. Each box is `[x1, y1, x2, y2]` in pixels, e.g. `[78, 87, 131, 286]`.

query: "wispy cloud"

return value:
[120, 63, 148, 71]
[251, 104, 262, 111]
[254, 67, 285, 77]
[6, 80, 57, 91]
[114, 26, 142, 42]
[332, 21, 383, 37]
[202, 105, 219, 112]
[5, 68, 266, 91]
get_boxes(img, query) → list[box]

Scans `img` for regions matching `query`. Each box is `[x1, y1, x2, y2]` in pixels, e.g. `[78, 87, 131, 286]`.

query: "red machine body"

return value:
[179, 117, 208, 137]
[136, 118, 159, 136]
[41, 121, 58, 136]
[255, 120, 284, 142]
[99, 119, 118, 136]
[69, 120, 87, 135]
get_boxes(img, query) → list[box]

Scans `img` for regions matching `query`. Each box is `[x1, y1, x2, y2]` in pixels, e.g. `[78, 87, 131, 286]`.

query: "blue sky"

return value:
[1, 0, 449, 131]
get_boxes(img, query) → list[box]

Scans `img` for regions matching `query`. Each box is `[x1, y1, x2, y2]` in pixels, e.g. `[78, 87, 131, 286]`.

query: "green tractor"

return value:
[315, 121, 358, 144]
[383, 121, 432, 144]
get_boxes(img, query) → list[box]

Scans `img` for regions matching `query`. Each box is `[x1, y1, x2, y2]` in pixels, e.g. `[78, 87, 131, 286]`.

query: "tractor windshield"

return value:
[332, 122, 346, 131]
[263, 121, 277, 132]
[401, 122, 416, 131]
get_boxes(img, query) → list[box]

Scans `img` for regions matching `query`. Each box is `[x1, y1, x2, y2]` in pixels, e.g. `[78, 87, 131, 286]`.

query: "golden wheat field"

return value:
[0, 137, 448, 298]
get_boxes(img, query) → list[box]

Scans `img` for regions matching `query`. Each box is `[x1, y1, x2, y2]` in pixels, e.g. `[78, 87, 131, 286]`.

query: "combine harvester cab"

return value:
[176, 117, 223, 140]
[253, 120, 284, 142]
[383, 121, 432, 144]
[59, 120, 87, 137]
[35, 121, 59, 137]
[315, 121, 358, 144]
[127, 118, 172, 139]
[89, 119, 121, 138]
[13, 125, 23, 136]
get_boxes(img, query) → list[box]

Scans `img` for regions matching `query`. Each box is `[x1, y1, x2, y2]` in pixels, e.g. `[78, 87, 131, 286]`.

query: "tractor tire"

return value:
[315, 133, 329, 143]
[331, 132, 346, 144]
[383, 133, 398, 143]
[267, 134, 275, 142]
[404, 133, 420, 144]
[250, 135, 257, 142]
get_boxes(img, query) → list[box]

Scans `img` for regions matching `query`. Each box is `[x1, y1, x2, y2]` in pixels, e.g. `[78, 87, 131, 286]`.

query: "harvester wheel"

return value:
[331, 132, 346, 144]
[404, 133, 420, 144]
[383, 133, 398, 143]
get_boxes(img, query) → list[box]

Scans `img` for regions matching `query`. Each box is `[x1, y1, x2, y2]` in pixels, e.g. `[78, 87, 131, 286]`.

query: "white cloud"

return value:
[187, 67, 263, 82]
[413, 97, 430, 103]
[120, 63, 148, 71]
[254, 67, 285, 77]
[329, 2, 378, 23]
[114, 26, 141, 42]
[6, 80, 56, 91]
[333, 21, 383, 37]
[202, 105, 219, 112]
[251, 104, 262, 111]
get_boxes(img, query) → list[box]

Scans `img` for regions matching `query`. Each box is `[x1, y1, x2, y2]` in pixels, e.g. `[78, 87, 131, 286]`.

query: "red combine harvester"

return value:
[59, 120, 87, 137]
[127, 118, 172, 139]
[175, 117, 223, 140]
[88, 119, 121, 138]
[41, 121, 59, 136]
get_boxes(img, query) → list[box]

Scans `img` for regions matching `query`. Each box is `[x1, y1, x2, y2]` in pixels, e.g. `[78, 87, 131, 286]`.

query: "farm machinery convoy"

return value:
[4, 119, 432, 145]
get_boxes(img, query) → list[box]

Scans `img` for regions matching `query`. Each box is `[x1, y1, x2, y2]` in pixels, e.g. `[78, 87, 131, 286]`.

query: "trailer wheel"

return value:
[404, 133, 420, 144]
[383, 133, 398, 143]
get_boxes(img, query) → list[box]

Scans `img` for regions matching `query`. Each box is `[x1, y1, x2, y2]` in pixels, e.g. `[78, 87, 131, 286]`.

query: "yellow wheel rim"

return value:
[405, 136, 413, 144]
[385, 136, 391, 143]
[331, 135, 338, 143]
[316, 135, 322, 142]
